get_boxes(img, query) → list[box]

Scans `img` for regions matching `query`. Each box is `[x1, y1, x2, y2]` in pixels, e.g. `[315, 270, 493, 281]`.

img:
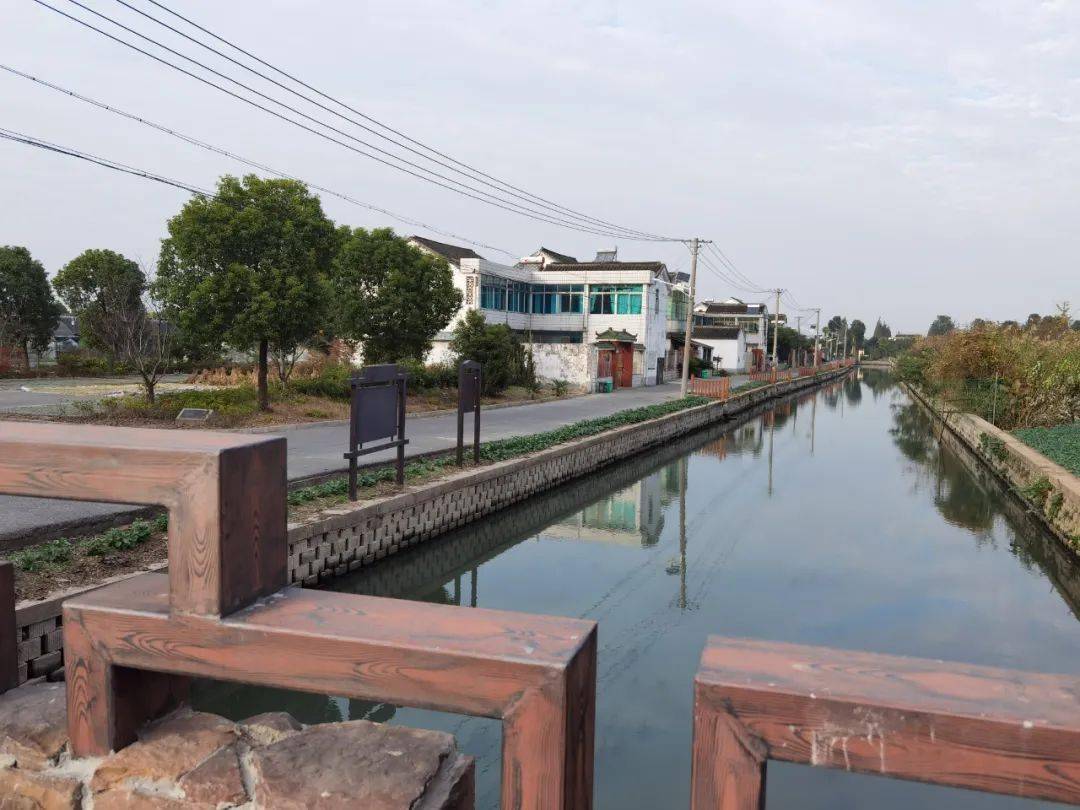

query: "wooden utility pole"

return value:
[680, 238, 712, 396]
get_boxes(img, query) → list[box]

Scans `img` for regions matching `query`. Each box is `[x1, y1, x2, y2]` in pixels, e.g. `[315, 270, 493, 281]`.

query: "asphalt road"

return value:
[2, 381, 722, 547]
[0, 374, 189, 415]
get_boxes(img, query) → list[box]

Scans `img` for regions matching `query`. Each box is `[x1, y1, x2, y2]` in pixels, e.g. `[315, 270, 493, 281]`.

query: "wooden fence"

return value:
[692, 636, 1080, 808]
[0, 422, 596, 810]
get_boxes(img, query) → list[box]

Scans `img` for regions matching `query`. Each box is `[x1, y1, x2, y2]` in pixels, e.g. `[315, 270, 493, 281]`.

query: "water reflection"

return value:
[192, 372, 1080, 809]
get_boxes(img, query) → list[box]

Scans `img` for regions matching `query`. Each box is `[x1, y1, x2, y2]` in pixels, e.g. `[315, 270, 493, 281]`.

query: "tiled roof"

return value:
[694, 326, 743, 340]
[408, 235, 484, 266]
[538, 247, 578, 263]
[539, 261, 665, 273]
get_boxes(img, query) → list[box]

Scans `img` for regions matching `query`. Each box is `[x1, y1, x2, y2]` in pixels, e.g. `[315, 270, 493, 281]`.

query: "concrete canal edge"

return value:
[906, 384, 1080, 550]
[11, 367, 851, 686]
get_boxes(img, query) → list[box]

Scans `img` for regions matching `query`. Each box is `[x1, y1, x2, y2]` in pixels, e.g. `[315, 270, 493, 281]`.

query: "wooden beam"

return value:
[693, 636, 1080, 806]
[64, 574, 597, 809]
[0, 562, 16, 693]
[0, 422, 286, 617]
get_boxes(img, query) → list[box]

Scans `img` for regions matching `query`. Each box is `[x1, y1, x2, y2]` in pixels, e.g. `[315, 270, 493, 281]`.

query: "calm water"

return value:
[195, 371, 1080, 808]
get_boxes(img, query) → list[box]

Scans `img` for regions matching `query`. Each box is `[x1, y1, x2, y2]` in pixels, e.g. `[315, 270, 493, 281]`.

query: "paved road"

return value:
[2, 382, 703, 546]
[0, 374, 189, 415]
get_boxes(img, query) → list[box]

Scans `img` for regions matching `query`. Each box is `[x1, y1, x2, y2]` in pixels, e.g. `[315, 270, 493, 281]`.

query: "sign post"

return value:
[345, 364, 409, 500]
[457, 360, 482, 466]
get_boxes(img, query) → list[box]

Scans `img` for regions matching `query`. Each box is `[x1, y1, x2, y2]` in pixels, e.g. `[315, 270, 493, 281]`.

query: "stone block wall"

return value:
[286, 369, 845, 586]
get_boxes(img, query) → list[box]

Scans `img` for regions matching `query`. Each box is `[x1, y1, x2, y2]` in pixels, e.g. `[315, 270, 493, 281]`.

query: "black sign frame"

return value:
[344, 364, 409, 500]
[456, 360, 482, 466]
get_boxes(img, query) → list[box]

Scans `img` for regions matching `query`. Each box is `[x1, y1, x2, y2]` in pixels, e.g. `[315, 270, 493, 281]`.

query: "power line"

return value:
[35, 0, 680, 241]
[0, 63, 517, 258]
[130, 0, 670, 241]
[0, 126, 213, 197]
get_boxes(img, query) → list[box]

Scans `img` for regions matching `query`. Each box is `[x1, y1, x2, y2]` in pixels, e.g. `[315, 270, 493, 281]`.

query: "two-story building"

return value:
[409, 237, 676, 389]
[693, 298, 773, 372]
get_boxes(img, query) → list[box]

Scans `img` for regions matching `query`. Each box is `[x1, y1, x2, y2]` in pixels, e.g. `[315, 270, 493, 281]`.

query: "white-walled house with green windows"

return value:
[408, 237, 680, 389]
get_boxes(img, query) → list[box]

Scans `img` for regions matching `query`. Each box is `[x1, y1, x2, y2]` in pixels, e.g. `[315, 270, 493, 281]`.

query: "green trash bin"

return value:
[700, 369, 711, 379]
[600, 380, 613, 393]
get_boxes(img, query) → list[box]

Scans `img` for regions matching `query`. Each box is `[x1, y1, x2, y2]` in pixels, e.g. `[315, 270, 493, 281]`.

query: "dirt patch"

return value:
[13, 531, 168, 602]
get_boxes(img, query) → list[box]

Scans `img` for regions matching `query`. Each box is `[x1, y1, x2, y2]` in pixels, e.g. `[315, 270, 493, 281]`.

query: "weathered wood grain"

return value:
[0, 562, 16, 693]
[0, 422, 286, 617]
[64, 575, 597, 808]
[693, 636, 1080, 806]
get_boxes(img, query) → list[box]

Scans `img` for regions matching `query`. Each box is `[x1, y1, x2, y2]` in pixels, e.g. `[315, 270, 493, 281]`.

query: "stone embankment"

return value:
[0, 682, 473, 809]
[907, 385, 1080, 548]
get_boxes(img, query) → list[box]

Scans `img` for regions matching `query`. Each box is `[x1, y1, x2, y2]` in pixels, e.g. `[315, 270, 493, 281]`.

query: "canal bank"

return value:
[196, 370, 1080, 809]
[905, 383, 1080, 548]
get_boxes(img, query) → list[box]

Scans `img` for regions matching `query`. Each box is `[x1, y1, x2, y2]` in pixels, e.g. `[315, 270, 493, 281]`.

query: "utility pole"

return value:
[771, 288, 782, 368]
[679, 238, 711, 396]
[795, 315, 803, 367]
[812, 308, 821, 369]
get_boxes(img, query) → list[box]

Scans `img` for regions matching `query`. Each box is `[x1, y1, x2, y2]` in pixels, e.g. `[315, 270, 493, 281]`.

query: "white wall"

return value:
[530, 343, 589, 385]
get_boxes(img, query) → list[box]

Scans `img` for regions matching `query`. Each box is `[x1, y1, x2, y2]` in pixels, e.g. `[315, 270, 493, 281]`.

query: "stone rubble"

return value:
[0, 682, 474, 809]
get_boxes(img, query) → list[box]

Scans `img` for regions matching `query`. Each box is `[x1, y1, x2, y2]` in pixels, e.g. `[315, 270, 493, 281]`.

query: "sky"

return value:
[3, 0, 1079, 334]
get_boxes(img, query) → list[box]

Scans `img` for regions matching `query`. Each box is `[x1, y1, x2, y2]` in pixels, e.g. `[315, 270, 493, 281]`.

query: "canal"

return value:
[195, 371, 1080, 808]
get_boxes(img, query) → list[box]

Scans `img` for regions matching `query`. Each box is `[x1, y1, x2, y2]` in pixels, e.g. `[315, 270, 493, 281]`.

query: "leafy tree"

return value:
[848, 319, 866, 348]
[332, 227, 461, 364]
[0, 246, 62, 368]
[1072, 320, 1080, 331]
[827, 315, 845, 334]
[449, 310, 528, 395]
[872, 319, 892, 341]
[927, 314, 956, 336]
[53, 248, 145, 354]
[94, 286, 175, 403]
[156, 175, 336, 410]
[970, 318, 989, 330]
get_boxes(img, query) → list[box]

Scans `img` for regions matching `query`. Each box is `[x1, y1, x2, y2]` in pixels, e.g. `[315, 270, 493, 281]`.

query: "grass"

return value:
[1013, 423, 1080, 476]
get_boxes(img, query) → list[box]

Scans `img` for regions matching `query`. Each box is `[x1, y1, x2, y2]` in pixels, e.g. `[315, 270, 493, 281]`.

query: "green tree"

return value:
[872, 319, 892, 341]
[53, 248, 145, 355]
[332, 227, 461, 364]
[449, 310, 528, 395]
[848, 319, 866, 349]
[156, 175, 336, 410]
[0, 246, 62, 368]
[827, 315, 846, 334]
[928, 314, 956, 336]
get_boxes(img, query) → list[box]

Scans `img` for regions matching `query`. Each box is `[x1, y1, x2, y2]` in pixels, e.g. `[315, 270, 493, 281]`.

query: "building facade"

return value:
[409, 238, 676, 389]
[693, 298, 772, 371]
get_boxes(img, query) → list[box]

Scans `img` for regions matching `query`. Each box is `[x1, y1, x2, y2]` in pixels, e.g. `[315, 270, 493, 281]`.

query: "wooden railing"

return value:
[0, 422, 596, 810]
[692, 636, 1080, 808]
[689, 377, 731, 400]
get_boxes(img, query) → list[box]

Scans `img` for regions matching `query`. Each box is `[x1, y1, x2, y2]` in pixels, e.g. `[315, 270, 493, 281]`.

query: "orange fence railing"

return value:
[689, 376, 730, 400]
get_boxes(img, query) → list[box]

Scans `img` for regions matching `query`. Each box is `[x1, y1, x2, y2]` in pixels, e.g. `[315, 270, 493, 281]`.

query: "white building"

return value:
[693, 298, 773, 371]
[409, 238, 677, 389]
[692, 326, 748, 372]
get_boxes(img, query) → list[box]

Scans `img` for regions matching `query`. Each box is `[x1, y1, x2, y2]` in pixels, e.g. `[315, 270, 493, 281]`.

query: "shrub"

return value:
[11, 538, 73, 571]
[55, 348, 125, 376]
[289, 362, 352, 399]
[552, 379, 569, 397]
[83, 516, 164, 556]
[400, 360, 457, 390]
[450, 311, 530, 395]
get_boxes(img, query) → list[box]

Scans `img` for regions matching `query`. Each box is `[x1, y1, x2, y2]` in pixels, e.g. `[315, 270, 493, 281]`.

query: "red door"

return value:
[615, 344, 633, 387]
[597, 350, 613, 380]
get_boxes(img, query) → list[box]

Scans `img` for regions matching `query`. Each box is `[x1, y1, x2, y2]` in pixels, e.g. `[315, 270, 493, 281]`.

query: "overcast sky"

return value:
[3, 0, 1078, 332]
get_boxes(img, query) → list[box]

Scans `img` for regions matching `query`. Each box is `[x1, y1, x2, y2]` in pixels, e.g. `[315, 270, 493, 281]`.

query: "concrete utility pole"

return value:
[812, 308, 821, 368]
[795, 315, 803, 366]
[680, 238, 711, 396]
[771, 289, 782, 368]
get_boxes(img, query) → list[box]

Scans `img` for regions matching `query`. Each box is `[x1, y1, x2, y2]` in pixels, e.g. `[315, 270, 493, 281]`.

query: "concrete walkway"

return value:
[2, 382, 707, 547]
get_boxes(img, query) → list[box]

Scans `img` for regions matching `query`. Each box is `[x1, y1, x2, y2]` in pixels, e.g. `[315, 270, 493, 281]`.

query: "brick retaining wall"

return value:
[12, 368, 850, 685]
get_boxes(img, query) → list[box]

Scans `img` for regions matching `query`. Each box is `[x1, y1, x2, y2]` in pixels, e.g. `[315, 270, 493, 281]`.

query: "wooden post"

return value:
[457, 361, 481, 466]
[0, 562, 17, 693]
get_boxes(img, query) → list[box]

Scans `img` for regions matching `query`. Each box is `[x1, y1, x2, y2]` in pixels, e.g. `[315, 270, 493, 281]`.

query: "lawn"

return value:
[1013, 422, 1080, 476]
